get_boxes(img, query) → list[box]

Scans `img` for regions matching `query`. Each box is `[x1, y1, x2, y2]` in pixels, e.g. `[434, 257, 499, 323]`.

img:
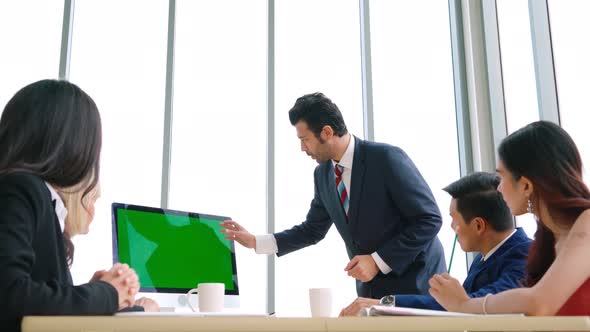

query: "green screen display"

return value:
[115, 206, 237, 292]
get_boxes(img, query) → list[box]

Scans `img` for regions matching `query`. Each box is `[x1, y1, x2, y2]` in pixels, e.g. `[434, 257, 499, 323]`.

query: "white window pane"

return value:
[169, 0, 267, 312]
[68, 0, 168, 283]
[370, 1, 463, 281]
[549, 0, 590, 180]
[0, 0, 62, 111]
[275, 0, 363, 317]
[497, 0, 539, 239]
[497, 0, 540, 133]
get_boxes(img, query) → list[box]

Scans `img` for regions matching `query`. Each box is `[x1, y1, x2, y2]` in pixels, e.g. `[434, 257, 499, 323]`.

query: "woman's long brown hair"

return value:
[498, 121, 590, 286]
[0, 80, 102, 266]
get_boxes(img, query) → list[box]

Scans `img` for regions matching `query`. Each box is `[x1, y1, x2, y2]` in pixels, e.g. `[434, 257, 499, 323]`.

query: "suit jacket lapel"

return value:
[463, 254, 485, 292]
[463, 230, 526, 292]
[348, 136, 365, 227]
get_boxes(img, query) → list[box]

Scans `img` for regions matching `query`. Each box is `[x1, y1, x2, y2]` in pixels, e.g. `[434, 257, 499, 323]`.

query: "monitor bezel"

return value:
[111, 202, 239, 295]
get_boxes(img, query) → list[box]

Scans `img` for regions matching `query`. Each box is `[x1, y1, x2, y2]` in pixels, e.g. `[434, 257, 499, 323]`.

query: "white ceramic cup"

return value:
[309, 288, 333, 317]
[186, 283, 225, 312]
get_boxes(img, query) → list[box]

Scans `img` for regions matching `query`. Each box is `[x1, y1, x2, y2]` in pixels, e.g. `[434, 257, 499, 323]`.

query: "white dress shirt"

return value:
[45, 182, 67, 233]
[255, 135, 393, 274]
[482, 229, 517, 261]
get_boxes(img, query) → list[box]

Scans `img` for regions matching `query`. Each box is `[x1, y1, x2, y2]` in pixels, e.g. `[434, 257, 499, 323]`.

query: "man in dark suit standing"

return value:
[222, 92, 446, 298]
[339, 172, 532, 315]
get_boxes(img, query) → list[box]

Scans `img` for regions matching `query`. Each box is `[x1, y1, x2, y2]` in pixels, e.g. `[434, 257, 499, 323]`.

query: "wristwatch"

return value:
[379, 295, 395, 306]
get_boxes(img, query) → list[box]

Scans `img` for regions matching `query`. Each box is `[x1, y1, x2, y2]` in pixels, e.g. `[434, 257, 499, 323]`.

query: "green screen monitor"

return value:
[111, 203, 239, 308]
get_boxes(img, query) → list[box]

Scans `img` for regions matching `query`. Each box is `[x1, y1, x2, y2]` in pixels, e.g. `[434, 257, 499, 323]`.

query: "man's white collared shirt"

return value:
[482, 229, 517, 261]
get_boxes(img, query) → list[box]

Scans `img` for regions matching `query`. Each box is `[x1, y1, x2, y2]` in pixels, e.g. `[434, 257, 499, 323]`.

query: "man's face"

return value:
[295, 121, 331, 163]
[449, 199, 479, 253]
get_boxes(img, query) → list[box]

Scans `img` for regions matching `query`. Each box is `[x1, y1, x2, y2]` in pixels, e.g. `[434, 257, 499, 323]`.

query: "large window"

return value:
[496, 0, 539, 238]
[7, 0, 574, 317]
[68, 0, 168, 283]
[168, 0, 267, 312]
[549, 0, 590, 180]
[497, 0, 539, 133]
[370, 1, 463, 281]
[275, 0, 364, 316]
[0, 0, 63, 111]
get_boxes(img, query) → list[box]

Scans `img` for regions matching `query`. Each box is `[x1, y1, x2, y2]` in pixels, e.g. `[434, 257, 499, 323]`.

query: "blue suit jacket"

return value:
[395, 227, 532, 310]
[274, 137, 446, 298]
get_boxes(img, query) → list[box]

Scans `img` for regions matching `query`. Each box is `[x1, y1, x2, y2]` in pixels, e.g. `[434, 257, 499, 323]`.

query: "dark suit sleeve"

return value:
[466, 242, 529, 299]
[0, 176, 118, 319]
[118, 305, 144, 312]
[395, 240, 529, 310]
[274, 167, 333, 256]
[395, 294, 445, 311]
[377, 147, 443, 276]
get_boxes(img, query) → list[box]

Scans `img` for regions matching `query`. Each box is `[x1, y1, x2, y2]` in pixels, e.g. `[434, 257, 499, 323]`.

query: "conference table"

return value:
[21, 315, 590, 332]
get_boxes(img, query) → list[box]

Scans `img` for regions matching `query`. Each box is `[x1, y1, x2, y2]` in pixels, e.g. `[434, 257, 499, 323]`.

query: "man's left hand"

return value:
[339, 297, 379, 316]
[135, 297, 160, 312]
[344, 255, 379, 282]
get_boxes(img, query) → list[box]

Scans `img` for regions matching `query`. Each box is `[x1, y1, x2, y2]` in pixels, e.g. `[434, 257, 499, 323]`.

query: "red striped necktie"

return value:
[334, 164, 349, 218]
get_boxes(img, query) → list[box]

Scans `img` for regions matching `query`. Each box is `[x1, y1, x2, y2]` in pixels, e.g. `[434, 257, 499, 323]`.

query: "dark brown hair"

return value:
[443, 172, 513, 232]
[0, 79, 102, 266]
[288, 92, 348, 138]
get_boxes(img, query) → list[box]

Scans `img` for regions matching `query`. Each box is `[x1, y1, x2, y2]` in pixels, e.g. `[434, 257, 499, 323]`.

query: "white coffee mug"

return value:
[187, 283, 225, 312]
[309, 288, 333, 317]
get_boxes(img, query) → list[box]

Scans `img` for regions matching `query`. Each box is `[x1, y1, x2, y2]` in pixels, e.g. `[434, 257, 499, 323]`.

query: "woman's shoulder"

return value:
[0, 171, 50, 204]
[574, 209, 590, 229]
[565, 209, 590, 248]
[579, 208, 590, 220]
[0, 171, 46, 188]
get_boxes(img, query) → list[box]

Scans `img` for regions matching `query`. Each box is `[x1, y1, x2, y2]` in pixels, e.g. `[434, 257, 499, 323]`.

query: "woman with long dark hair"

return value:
[0, 80, 141, 331]
[429, 121, 590, 315]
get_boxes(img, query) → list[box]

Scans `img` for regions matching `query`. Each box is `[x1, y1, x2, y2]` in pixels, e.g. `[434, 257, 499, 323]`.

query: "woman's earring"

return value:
[527, 199, 533, 214]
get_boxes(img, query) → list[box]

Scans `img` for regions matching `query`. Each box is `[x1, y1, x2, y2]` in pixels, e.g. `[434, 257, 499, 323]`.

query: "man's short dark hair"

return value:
[288, 92, 348, 138]
[443, 172, 513, 232]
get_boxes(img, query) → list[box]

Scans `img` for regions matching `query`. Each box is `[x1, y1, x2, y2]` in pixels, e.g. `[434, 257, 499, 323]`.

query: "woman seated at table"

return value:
[0, 79, 149, 332]
[429, 121, 590, 315]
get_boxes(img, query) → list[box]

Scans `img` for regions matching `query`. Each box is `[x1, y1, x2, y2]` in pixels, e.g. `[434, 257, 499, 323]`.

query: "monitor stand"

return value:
[137, 292, 240, 312]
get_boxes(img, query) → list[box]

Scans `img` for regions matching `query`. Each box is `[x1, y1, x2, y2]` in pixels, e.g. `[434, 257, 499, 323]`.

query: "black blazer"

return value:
[0, 172, 118, 332]
[274, 137, 446, 298]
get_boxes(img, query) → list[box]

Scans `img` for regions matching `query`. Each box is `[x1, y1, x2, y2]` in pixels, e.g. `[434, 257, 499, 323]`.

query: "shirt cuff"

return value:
[371, 252, 392, 274]
[255, 234, 278, 255]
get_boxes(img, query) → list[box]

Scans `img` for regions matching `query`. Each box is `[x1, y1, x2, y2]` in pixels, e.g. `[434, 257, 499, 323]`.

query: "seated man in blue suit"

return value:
[339, 172, 532, 315]
[221, 92, 446, 298]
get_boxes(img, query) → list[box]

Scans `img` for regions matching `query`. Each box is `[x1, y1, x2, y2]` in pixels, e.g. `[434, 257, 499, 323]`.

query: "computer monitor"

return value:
[111, 203, 239, 309]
